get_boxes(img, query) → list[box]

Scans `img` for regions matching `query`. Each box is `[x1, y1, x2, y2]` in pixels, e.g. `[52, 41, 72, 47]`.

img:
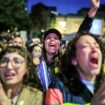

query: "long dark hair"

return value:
[61, 31, 105, 94]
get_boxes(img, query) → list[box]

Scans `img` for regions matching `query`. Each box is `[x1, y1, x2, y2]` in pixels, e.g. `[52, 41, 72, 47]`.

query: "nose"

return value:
[50, 37, 55, 41]
[6, 61, 13, 70]
[91, 45, 97, 52]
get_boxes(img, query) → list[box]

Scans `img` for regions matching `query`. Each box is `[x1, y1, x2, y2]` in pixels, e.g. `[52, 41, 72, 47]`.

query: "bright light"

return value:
[50, 10, 58, 15]
[59, 21, 66, 28]
[90, 19, 103, 35]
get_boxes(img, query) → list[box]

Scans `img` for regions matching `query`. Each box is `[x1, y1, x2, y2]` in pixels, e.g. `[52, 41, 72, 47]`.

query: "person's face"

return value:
[72, 35, 102, 80]
[13, 37, 24, 47]
[32, 46, 42, 58]
[0, 52, 27, 86]
[44, 33, 61, 55]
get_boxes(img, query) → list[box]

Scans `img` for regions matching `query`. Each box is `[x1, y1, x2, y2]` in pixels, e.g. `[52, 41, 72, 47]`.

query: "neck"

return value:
[79, 72, 96, 83]
[77, 68, 96, 82]
[46, 53, 55, 63]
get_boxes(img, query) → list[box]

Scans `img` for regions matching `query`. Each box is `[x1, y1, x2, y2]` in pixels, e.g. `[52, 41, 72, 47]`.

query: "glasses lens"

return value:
[0, 58, 8, 67]
[0, 57, 24, 68]
[12, 58, 24, 68]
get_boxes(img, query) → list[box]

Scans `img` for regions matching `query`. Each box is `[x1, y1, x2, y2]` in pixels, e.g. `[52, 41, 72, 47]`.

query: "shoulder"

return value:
[50, 77, 65, 90]
[45, 77, 64, 104]
[17, 86, 43, 105]
[21, 86, 43, 99]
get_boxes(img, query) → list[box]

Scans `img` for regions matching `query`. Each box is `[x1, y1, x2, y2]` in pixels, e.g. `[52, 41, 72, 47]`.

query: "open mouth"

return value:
[90, 57, 98, 66]
[5, 73, 15, 76]
[5, 73, 15, 79]
[49, 44, 56, 47]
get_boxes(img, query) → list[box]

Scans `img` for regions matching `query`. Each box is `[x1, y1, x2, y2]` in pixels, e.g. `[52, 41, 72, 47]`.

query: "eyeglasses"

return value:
[0, 57, 24, 69]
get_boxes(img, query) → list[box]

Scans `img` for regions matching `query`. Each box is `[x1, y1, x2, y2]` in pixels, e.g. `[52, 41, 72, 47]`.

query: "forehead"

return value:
[33, 46, 41, 51]
[13, 37, 23, 42]
[76, 35, 97, 45]
[2, 52, 24, 59]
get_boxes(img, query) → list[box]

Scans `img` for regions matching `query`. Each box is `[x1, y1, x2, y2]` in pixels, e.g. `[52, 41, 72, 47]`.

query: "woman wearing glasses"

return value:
[0, 46, 43, 105]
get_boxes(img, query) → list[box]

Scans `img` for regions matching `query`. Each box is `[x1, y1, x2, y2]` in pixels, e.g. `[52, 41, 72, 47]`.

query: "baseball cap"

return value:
[43, 29, 62, 40]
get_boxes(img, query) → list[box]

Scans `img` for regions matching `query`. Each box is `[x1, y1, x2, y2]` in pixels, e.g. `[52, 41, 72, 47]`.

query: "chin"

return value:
[91, 70, 100, 75]
[4, 81, 16, 86]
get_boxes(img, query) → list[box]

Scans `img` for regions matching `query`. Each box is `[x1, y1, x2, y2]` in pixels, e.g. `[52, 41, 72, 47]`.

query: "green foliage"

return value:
[29, 3, 56, 38]
[0, 0, 31, 33]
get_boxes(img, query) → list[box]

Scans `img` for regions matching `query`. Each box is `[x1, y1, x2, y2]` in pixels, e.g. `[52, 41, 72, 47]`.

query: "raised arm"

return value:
[78, 0, 100, 33]
[88, 0, 100, 18]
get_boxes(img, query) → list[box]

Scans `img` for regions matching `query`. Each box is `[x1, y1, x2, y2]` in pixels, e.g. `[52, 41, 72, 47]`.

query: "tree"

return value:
[0, 0, 31, 33]
[29, 3, 56, 38]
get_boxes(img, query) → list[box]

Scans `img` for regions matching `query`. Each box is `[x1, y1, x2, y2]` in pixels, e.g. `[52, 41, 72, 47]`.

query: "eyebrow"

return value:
[1, 56, 24, 60]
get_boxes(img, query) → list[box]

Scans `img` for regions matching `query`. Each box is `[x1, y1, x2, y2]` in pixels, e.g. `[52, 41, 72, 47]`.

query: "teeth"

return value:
[50, 45, 55, 47]
[50, 44, 55, 45]
[5, 73, 15, 76]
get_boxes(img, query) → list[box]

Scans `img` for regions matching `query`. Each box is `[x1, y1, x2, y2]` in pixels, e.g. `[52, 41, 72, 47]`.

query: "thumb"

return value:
[7, 89, 12, 98]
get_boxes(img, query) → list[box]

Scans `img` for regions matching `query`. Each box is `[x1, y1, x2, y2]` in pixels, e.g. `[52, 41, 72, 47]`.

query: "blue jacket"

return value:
[45, 77, 93, 105]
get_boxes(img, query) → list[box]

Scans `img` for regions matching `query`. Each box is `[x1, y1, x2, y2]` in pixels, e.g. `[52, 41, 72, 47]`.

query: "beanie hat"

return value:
[43, 29, 62, 41]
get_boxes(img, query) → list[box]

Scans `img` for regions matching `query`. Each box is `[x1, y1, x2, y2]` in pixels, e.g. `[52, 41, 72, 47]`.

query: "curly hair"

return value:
[0, 46, 42, 90]
[61, 31, 105, 94]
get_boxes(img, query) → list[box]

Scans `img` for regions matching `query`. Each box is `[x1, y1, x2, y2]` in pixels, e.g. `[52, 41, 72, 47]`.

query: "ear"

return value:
[72, 57, 77, 66]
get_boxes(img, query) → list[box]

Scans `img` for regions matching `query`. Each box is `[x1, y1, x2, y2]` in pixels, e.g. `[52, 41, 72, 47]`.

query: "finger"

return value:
[0, 82, 4, 93]
[7, 89, 12, 98]
[96, 81, 105, 95]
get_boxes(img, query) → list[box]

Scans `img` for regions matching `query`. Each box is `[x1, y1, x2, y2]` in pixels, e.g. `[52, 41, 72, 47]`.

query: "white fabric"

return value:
[82, 80, 95, 94]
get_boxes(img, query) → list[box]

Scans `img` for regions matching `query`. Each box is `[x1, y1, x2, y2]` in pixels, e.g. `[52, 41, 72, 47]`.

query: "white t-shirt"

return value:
[82, 80, 95, 94]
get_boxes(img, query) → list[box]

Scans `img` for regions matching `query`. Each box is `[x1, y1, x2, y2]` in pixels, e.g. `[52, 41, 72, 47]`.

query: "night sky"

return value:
[28, 0, 105, 15]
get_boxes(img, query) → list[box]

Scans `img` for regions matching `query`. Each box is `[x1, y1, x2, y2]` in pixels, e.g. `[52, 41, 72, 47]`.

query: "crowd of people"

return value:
[0, 0, 105, 105]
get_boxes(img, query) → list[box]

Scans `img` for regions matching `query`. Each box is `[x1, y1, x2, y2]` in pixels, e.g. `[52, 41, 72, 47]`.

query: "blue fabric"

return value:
[50, 77, 93, 104]
[38, 60, 51, 91]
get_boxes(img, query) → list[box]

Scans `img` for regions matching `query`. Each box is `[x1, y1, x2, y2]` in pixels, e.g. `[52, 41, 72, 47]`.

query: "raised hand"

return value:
[91, 80, 105, 105]
[0, 82, 12, 105]
[91, 0, 100, 9]
[88, 0, 100, 18]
